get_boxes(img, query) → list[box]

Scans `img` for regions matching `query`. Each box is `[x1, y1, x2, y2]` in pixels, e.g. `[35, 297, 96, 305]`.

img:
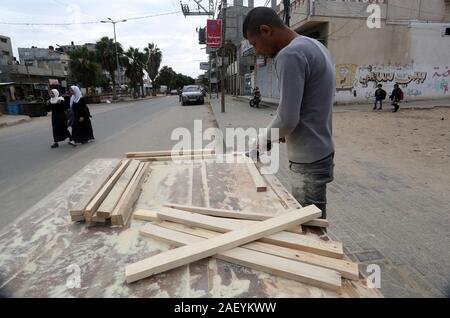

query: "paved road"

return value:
[0, 96, 216, 230]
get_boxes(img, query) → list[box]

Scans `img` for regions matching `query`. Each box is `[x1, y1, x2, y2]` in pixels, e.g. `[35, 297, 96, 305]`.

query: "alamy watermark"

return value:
[66, 264, 81, 289]
[367, 4, 382, 29]
[366, 264, 381, 289]
[171, 120, 280, 175]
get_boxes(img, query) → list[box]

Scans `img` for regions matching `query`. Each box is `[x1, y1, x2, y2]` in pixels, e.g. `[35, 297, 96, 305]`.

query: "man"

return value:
[373, 84, 387, 111]
[390, 84, 403, 113]
[244, 7, 335, 219]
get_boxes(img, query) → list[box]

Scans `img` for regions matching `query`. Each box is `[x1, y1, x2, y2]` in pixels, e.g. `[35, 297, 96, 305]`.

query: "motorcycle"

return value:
[249, 88, 261, 108]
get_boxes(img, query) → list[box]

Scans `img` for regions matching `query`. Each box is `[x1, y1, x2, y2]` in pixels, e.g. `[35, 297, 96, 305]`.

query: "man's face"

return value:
[246, 25, 278, 59]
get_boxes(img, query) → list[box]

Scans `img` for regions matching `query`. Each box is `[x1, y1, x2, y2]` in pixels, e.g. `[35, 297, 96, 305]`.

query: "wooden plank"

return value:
[126, 149, 215, 158]
[96, 160, 140, 218]
[156, 222, 358, 280]
[137, 154, 216, 162]
[84, 160, 131, 221]
[163, 203, 328, 228]
[111, 163, 151, 226]
[134, 209, 160, 222]
[125, 205, 322, 283]
[139, 223, 342, 290]
[156, 207, 343, 259]
[71, 215, 86, 222]
[246, 160, 267, 192]
[69, 160, 122, 216]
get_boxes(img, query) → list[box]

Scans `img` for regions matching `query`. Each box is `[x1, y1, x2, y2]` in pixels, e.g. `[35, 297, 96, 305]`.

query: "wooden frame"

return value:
[139, 223, 342, 290]
[125, 206, 322, 283]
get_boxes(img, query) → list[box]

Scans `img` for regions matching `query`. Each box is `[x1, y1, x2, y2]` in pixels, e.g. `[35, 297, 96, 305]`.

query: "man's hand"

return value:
[79, 117, 85, 123]
[279, 137, 286, 144]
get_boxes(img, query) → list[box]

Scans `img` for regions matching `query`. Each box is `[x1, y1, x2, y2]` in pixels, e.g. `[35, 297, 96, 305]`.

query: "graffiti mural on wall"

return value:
[358, 66, 427, 87]
[336, 64, 357, 92]
[429, 66, 449, 94]
[335, 64, 449, 103]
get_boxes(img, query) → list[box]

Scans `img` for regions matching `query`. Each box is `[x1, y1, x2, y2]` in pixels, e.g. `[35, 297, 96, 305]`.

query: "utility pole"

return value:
[101, 18, 127, 97]
[220, 0, 227, 113]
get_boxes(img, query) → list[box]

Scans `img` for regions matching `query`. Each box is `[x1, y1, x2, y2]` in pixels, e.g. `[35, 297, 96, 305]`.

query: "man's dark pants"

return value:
[289, 153, 335, 219]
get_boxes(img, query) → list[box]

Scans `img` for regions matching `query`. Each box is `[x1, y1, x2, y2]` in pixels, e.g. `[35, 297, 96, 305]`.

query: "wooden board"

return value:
[139, 223, 342, 290]
[84, 160, 131, 221]
[156, 207, 343, 258]
[96, 160, 140, 218]
[126, 149, 215, 158]
[69, 160, 123, 216]
[137, 154, 217, 162]
[246, 160, 267, 192]
[111, 163, 151, 226]
[163, 203, 328, 228]
[158, 221, 358, 280]
[125, 205, 322, 283]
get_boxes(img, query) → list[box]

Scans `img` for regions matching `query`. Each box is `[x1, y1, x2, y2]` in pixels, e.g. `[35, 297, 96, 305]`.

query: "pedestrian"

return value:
[373, 84, 387, 111]
[46, 89, 75, 148]
[244, 7, 335, 220]
[390, 84, 404, 113]
[178, 87, 183, 103]
[70, 86, 95, 144]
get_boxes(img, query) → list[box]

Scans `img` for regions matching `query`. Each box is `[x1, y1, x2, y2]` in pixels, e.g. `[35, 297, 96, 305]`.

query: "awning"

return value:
[0, 82, 15, 87]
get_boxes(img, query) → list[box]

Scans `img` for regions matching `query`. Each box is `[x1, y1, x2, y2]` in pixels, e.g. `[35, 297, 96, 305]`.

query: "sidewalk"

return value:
[0, 114, 32, 129]
[235, 95, 450, 113]
[208, 96, 450, 298]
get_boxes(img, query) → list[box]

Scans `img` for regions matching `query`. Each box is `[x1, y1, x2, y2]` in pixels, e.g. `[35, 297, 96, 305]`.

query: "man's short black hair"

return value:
[243, 7, 285, 39]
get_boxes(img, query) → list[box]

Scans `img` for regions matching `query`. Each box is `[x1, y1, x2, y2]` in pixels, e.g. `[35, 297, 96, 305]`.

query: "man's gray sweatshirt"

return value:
[267, 35, 336, 164]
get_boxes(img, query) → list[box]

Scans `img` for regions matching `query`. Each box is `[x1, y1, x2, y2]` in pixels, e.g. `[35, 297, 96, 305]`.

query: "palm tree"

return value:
[69, 47, 100, 90]
[96, 37, 123, 100]
[123, 47, 146, 98]
[144, 43, 162, 96]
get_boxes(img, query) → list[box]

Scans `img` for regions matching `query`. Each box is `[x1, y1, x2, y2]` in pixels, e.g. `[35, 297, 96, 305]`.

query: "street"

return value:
[0, 96, 217, 230]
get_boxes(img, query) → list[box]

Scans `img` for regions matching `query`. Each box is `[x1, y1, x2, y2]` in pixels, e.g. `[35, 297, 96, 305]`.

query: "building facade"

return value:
[0, 35, 14, 66]
[252, 0, 450, 103]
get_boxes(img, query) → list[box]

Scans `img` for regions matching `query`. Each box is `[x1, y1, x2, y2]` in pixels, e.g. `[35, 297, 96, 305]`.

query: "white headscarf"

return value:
[50, 89, 65, 104]
[70, 86, 83, 108]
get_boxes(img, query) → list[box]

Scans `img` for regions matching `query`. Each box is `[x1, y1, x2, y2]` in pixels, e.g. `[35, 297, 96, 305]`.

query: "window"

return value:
[445, 28, 450, 36]
[2, 51, 10, 56]
[0, 38, 8, 43]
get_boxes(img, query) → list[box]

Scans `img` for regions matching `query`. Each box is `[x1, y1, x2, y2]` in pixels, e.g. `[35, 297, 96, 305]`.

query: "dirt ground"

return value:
[333, 108, 450, 193]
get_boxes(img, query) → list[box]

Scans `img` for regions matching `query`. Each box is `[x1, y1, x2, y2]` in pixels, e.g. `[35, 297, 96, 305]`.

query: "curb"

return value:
[0, 117, 32, 129]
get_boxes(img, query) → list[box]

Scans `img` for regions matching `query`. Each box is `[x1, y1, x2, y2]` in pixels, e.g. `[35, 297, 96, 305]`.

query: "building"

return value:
[0, 35, 14, 66]
[57, 41, 97, 54]
[19, 46, 70, 76]
[251, 0, 450, 103]
[212, 0, 276, 96]
[0, 39, 68, 102]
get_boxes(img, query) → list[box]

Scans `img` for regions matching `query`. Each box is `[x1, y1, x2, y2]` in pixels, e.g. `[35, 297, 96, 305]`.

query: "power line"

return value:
[0, 11, 181, 26]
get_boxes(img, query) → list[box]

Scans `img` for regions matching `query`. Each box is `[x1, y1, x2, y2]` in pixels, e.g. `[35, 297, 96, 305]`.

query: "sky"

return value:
[0, 0, 276, 79]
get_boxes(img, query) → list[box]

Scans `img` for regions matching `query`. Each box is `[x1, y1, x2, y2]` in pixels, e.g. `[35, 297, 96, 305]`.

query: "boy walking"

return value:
[373, 84, 387, 111]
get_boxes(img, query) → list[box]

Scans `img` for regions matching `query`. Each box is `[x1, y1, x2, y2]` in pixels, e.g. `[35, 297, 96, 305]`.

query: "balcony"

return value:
[280, 0, 387, 30]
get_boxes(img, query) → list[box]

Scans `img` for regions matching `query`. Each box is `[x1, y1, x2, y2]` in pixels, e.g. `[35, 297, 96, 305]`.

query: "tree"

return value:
[144, 43, 162, 96]
[96, 37, 123, 100]
[69, 47, 100, 90]
[154, 66, 176, 90]
[123, 47, 146, 98]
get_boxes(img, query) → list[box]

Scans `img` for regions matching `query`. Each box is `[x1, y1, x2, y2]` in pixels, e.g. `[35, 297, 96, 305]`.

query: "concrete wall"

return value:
[0, 35, 14, 66]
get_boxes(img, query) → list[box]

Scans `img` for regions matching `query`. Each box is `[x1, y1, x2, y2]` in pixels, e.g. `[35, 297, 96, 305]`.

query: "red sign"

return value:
[207, 19, 222, 48]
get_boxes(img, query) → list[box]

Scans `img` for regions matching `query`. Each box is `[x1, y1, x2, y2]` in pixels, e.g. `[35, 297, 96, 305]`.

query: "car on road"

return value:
[170, 89, 179, 95]
[181, 85, 204, 106]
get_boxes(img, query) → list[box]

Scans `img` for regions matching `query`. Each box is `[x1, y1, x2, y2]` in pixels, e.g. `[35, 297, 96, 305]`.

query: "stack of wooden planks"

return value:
[126, 205, 360, 291]
[69, 159, 150, 226]
[126, 148, 216, 162]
